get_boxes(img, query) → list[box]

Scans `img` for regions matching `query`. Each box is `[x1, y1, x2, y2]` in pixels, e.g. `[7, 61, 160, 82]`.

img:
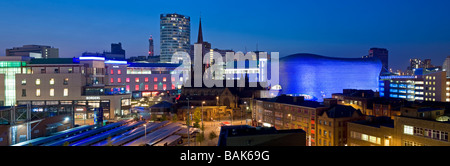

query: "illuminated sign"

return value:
[105, 60, 127, 64]
[86, 96, 101, 100]
[79, 57, 105, 61]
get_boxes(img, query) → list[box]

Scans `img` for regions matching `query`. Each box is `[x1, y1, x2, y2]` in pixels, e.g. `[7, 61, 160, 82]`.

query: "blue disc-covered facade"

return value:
[279, 53, 381, 101]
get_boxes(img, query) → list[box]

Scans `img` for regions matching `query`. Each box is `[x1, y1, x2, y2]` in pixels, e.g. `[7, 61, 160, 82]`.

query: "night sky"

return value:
[0, 0, 449, 71]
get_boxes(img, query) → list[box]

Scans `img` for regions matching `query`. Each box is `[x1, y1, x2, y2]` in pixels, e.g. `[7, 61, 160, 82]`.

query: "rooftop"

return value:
[351, 116, 394, 128]
[128, 63, 181, 68]
[255, 95, 323, 108]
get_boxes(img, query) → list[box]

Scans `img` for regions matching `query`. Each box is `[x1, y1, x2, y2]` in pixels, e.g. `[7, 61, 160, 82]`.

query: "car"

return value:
[220, 122, 231, 126]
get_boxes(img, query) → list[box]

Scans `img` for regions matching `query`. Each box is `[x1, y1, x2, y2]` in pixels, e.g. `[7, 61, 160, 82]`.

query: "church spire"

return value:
[197, 17, 203, 44]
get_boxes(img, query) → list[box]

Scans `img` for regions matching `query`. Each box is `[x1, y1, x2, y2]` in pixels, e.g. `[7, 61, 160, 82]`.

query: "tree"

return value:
[106, 136, 113, 146]
[161, 114, 168, 121]
[208, 131, 217, 141]
[193, 109, 201, 128]
[196, 132, 205, 146]
[172, 114, 178, 123]
[63, 141, 70, 146]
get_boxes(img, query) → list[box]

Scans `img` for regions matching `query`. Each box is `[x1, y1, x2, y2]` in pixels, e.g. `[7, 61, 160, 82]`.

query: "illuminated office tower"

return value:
[160, 13, 191, 63]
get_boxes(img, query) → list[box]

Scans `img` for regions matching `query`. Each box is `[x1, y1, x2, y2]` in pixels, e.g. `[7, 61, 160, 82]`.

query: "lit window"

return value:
[154, 77, 158, 82]
[361, 134, 368, 141]
[135, 78, 139, 83]
[64, 78, 69, 85]
[126, 85, 130, 92]
[118, 70, 121, 75]
[21, 79, 26, 85]
[145, 77, 149, 82]
[404, 125, 414, 135]
[154, 84, 158, 90]
[110, 78, 114, 83]
[163, 84, 167, 90]
[110, 69, 114, 75]
[118, 78, 121, 83]
[36, 79, 41, 85]
[145, 85, 149, 90]
[50, 89, 54, 96]
[135, 85, 139, 91]
[36, 89, 41, 97]
[172, 84, 175, 90]
[163, 77, 167, 82]
[172, 77, 175, 82]
[126, 78, 130, 83]
[63, 88, 68, 96]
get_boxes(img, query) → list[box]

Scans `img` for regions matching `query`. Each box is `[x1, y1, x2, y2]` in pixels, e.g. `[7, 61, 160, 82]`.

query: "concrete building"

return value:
[160, 13, 190, 63]
[347, 103, 450, 146]
[379, 69, 446, 102]
[443, 56, 450, 78]
[332, 89, 378, 115]
[6, 45, 59, 59]
[368, 48, 389, 74]
[253, 95, 328, 146]
[316, 101, 364, 146]
[446, 78, 450, 102]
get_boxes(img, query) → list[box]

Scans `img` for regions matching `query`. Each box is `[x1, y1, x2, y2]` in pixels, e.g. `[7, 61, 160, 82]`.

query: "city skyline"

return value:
[0, 0, 450, 71]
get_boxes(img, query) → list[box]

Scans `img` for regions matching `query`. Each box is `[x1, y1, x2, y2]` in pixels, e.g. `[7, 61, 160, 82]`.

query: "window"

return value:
[172, 77, 175, 82]
[117, 70, 121, 75]
[63, 88, 68, 96]
[36, 79, 41, 85]
[50, 89, 55, 96]
[404, 125, 414, 135]
[21, 79, 26, 85]
[126, 78, 130, 83]
[154, 77, 158, 82]
[145, 85, 149, 90]
[135, 78, 139, 83]
[361, 134, 368, 141]
[163, 84, 167, 90]
[135, 85, 139, 91]
[110, 69, 114, 75]
[36, 89, 41, 97]
[117, 78, 121, 83]
[22, 89, 26, 97]
[172, 84, 175, 90]
[145, 77, 149, 82]
[68, 68, 73, 73]
[110, 78, 114, 83]
[64, 78, 69, 85]
[163, 77, 167, 82]
[126, 85, 130, 92]
[154, 84, 158, 90]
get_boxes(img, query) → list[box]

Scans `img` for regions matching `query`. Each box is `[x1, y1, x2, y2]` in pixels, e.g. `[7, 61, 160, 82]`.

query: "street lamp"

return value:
[187, 97, 190, 146]
[144, 124, 147, 140]
[202, 101, 205, 130]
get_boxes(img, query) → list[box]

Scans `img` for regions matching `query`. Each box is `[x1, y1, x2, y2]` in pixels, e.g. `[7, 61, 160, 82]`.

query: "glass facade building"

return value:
[0, 61, 26, 106]
[160, 13, 191, 63]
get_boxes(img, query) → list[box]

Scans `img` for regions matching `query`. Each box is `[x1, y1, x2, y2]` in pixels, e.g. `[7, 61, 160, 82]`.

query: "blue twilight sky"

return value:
[0, 0, 449, 71]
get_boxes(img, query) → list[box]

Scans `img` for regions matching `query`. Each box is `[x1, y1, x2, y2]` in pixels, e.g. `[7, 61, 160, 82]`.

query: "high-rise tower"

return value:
[148, 35, 154, 57]
[368, 48, 389, 73]
[160, 13, 191, 63]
